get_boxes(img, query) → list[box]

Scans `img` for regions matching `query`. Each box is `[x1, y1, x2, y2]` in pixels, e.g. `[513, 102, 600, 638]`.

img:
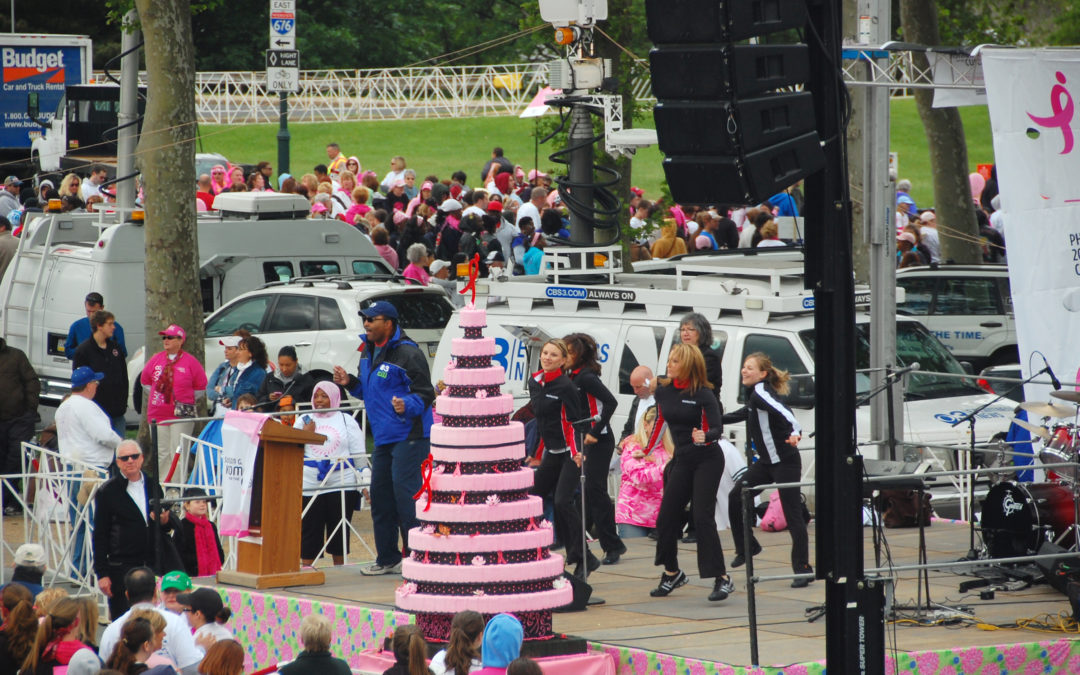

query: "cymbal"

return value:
[1011, 418, 1051, 440]
[1051, 390, 1080, 404]
[1018, 401, 1077, 418]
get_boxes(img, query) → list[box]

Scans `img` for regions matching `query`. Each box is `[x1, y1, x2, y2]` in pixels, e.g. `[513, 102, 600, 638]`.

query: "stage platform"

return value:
[211, 520, 1080, 674]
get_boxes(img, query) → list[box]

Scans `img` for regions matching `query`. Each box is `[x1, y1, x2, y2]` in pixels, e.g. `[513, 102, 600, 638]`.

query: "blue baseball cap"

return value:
[71, 366, 105, 388]
[359, 300, 398, 321]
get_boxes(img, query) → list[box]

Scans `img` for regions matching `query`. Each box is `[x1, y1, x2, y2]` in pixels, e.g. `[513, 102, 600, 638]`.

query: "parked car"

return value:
[895, 263, 1016, 371]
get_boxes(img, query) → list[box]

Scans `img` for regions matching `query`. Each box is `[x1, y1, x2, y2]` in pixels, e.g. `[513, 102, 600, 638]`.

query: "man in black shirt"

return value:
[73, 310, 129, 437]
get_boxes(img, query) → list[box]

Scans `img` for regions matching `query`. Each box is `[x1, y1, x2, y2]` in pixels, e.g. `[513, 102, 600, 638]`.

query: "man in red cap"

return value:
[140, 324, 208, 482]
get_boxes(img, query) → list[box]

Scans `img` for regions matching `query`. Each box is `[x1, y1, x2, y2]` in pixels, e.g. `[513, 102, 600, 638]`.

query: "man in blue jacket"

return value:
[333, 300, 434, 575]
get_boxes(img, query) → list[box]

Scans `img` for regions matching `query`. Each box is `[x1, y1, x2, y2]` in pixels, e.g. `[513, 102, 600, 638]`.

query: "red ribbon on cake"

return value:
[458, 252, 481, 305]
[413, 453, 434, 512]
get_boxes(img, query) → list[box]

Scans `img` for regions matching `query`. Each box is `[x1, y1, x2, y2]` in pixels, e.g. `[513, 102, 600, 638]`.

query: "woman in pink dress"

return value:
[616, 405, 672, 538]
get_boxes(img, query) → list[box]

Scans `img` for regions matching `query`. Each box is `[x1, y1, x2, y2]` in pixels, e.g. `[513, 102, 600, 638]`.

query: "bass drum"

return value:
[980, 482, 1075, 559]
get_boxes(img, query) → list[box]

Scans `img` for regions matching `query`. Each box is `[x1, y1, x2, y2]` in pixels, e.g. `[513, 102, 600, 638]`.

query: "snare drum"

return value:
[980, 482, 1075, 558]
[1040, 424, 1079, 466]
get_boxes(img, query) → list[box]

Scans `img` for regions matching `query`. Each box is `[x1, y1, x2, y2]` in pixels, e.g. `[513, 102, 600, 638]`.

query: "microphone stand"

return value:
[951, 365, 1052, 560]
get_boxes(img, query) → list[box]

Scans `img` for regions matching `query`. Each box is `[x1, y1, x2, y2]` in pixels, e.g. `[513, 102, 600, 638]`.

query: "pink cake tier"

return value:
[409, 527, 553, 553]
[417, 495, 543, 523]
[396, 586, 573, 616]
[442, 365, 503, 386]
[450, 337, 496, 357]
[459, 307, 487, 327]
[430, 422, 522, 446]
[435, 393, 514, 417]
[429, 467, 534, 493]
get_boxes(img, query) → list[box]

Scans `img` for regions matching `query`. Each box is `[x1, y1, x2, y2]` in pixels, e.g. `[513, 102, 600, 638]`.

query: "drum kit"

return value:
[982, 390, 1080, 559]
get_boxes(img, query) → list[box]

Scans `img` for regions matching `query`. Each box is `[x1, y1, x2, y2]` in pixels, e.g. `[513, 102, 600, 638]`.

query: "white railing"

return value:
[115, 61, 656, 124]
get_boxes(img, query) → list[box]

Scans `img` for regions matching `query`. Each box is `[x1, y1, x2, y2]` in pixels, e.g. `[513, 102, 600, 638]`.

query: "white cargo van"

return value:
[435, 247, 1015, 508]
[0, 193, 394, 405]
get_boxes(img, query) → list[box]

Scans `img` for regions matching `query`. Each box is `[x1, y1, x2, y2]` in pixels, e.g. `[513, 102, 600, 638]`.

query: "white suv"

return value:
[128, 279, 456, 406]
[895, 264, 1016, 370]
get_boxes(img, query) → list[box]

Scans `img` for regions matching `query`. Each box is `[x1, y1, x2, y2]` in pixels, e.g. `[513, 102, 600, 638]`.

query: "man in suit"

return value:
[93, 439, 170, 619]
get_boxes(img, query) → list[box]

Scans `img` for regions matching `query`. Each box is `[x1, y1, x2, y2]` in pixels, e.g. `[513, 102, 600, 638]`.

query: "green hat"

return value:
[161, 570, 192, 591]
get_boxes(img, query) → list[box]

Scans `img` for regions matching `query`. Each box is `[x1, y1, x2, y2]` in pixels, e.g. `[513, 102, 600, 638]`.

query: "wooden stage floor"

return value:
[235, 521, 1077, 668]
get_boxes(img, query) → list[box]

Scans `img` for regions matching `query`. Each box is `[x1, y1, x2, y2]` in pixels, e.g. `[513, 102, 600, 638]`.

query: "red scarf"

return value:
[154, 354, 179, 403]
[531, 369, 563, 384]
[672, 378, 690, 389]
[188, 514, 223, 576]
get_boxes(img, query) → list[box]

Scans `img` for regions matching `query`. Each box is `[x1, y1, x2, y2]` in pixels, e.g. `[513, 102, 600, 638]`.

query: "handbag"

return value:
[173, 401, 197, 418]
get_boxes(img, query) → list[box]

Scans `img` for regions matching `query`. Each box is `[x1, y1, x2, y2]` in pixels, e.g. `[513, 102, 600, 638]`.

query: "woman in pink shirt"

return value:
[616, 405, 672, 538]
[401, 242, 430, 286]
[140, 324, 208, 483]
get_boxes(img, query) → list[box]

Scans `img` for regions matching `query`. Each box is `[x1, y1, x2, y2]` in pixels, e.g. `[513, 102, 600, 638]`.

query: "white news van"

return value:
[0, 193, 394, 405]
[434, 247, 1015, 509]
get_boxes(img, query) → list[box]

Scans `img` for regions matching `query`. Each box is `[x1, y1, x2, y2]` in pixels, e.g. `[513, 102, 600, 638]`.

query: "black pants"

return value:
[583, 436, 623, 554]
[531, 450, 583, 565]
[654, 446, 726, 579]
[301, 491, 359, 559]
[0, 413, 34, 509]
[728, 456, 810, 572]
[105, 563, 136, 620]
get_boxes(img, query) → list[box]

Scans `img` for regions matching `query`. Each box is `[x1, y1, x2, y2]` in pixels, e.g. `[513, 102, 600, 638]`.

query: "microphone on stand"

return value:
[1041, 355, 1062, 390]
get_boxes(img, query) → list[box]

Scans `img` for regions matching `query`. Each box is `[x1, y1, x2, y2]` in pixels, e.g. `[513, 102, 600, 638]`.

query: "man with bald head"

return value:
[93, 440, 169, 618]
[620, 366, 656, 440]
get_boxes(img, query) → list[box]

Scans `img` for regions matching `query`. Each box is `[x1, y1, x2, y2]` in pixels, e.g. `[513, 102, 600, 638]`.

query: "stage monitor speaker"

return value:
[646, 0, 807, 44]
[1036, 541, 1080, 595]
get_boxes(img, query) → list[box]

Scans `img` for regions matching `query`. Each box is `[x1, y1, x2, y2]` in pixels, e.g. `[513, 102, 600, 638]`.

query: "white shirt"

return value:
[55, 394, 121, 467]
[920, 226, 941, 263]
[295, 411, 364, 489]
[462, 205, 486, 219]
[80, 178, 102, 202]
[381, 170, 405, 192]
[126, 476, 148, 521]
[516, 201, 541, 228]
[429, 649, 481, 675]
[195, 621, 233, 644]
[99, 602, 204, 670]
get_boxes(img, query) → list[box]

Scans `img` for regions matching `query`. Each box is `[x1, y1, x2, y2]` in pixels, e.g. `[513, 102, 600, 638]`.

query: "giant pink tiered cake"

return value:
[396, 304, 572, 640]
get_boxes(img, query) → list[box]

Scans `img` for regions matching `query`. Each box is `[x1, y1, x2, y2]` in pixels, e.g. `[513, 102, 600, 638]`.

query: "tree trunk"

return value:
[899, 0, 983, 263]
[133, 0, 204, 468]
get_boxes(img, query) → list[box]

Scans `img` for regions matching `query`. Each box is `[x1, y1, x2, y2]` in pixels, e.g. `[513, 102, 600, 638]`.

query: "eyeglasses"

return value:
[117, 454, 140, 462]
[162, 336, 180, 341]
[362, 316, 385, 323]
[182, 608, 193, 613]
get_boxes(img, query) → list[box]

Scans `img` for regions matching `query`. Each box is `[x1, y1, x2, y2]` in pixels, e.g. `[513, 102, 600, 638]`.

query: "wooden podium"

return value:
[217, 418, 326, 589]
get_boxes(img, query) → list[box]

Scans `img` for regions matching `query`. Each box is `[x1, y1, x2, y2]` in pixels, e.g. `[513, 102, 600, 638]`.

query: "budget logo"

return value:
[2, 48, 66, 84]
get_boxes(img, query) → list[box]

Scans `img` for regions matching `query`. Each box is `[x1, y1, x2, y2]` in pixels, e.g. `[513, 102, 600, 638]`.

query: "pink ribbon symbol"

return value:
[1028, 71, 1075, 154]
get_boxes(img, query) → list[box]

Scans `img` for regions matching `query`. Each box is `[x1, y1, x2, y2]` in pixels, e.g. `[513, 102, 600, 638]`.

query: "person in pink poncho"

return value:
[616, 405, 672, 538]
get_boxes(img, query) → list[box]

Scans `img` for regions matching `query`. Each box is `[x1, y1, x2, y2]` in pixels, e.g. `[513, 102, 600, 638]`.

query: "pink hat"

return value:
[896, 231, 916, 244]
[515, 165, 526, 180]
[392, 179, 406, 189]
[527, 169, 548, 181]
[311, 203, 328, 213]
[919, 210, 936, 223]
[421, 181, 434, 191]
[694, 235, 712, 250]
[159, 324, 186, 341]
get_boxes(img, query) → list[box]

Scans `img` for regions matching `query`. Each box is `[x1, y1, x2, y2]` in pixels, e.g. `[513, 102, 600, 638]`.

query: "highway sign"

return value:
[270, 0, 296, 50]
[266, 50, 299, 69]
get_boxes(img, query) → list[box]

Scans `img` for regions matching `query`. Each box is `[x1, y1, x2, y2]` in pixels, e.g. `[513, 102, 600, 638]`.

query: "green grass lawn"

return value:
[197, 98, 992, 208]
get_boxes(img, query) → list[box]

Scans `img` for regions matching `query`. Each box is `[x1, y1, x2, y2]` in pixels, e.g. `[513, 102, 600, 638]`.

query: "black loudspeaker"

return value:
[646, 0, 807, 44]
[1036, 541, 1080, 595]
[553, 571, 593, 612]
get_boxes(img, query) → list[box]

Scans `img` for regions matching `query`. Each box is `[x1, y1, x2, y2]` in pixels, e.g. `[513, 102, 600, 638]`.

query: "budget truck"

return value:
[0, 34, 92, 176]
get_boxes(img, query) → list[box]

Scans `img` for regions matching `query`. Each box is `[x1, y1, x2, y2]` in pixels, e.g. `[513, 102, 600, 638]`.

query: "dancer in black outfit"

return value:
[564, 333, 626, 565]
[677, 312, 723, 545]
[645, 343, 733, 601]
[724, 352, 812, 587]
[527, 338, 595, 577]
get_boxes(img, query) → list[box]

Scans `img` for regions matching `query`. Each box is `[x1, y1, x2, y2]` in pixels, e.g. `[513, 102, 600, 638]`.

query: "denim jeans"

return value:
[370, 437, 429, 566]
[618, 522, 653, 538]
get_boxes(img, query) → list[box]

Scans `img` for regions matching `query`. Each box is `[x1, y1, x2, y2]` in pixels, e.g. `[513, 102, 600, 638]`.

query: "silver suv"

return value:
[895, 264, 1016, 370]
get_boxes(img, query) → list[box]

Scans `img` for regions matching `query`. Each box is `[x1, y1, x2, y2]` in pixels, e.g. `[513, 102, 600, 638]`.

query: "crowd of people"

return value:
[893, 172, 1006, 268]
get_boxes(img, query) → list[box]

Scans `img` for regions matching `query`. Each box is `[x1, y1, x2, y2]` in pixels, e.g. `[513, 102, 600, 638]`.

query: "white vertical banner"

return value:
[218, 411, 268, 537]
[982, 48, 1080, 398]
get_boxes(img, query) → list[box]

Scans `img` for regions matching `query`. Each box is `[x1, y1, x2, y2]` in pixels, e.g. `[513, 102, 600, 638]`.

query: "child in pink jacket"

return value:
[615, 406, 672, 538]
